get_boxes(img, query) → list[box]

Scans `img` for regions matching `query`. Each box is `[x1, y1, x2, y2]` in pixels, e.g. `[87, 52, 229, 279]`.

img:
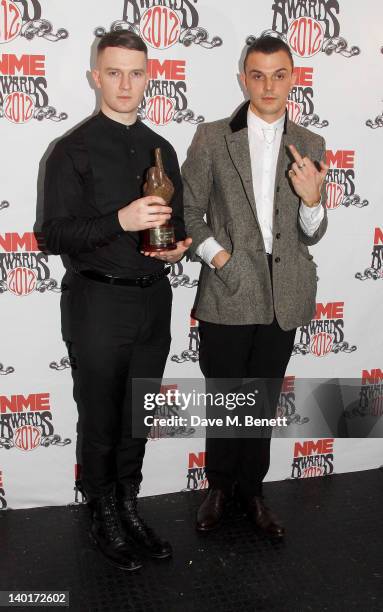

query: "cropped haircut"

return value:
[97, 30, 148, 56]
[244, 36, 294, 71]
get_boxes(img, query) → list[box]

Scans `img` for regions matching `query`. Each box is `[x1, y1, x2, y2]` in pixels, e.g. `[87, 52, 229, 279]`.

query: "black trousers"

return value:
[198, 267, 296, 499]
[61, 270, 172, 502]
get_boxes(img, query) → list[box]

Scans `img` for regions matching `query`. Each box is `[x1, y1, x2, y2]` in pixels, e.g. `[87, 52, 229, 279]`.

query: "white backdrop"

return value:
[0, 0, 382, 510]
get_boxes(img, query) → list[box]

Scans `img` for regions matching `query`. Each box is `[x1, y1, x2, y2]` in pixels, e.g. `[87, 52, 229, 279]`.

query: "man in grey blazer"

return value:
[182, 36, 328, 537]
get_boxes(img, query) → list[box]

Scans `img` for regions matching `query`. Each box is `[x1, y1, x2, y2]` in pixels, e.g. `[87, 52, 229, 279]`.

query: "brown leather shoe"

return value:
[196, 489, 228, 531]
[247, 496, 285, 538]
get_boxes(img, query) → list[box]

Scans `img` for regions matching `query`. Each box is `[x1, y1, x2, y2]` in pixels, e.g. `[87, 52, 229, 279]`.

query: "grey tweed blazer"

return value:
[182, 101, 328, 331]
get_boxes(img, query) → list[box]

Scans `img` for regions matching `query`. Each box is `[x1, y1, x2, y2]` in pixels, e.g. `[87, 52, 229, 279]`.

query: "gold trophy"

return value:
[141, 148, 177, 252]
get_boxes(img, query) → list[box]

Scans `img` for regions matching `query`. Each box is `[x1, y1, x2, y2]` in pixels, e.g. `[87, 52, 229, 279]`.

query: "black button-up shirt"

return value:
[42, 112, 185, 277]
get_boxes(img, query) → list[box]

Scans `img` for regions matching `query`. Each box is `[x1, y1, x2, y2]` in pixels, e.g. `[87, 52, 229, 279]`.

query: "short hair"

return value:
[97, 30, 148, 56]
[244, 36, 293, 71]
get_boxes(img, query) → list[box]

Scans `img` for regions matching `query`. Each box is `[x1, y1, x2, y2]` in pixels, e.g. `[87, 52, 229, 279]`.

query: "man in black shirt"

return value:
[43, 31, 190, 571]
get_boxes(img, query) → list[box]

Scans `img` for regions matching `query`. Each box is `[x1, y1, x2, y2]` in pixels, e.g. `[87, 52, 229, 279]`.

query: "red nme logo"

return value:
[326, 182, 345, 210]
[140, 6, 181, 50]
[14, 425, 41, 451]
[310, 333, 334, 357]
[4, 92, 34, 123]
[7, 267, 37, 296]
[286, 100, 303, 124]
[0, 0, 22, 44]
[288, 17, 324, 58]
[146, 95, 175, 126]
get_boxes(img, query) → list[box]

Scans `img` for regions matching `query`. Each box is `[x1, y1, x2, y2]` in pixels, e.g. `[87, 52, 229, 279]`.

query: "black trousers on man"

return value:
[198, 258, 296, 500]
[61, 270, 172, 502]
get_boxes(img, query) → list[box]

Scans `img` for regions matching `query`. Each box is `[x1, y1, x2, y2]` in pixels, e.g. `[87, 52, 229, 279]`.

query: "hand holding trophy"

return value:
[141, 148, 177, 252]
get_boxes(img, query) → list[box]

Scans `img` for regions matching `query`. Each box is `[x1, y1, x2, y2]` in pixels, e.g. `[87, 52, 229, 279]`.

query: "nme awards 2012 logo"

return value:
[293, 302, 357, 358]
[287, 66, 328, 129]
[356, 369, 383, 418]
[325, 149, 368, 211]
[0, 0, 68, 44]
[261, 0, 360, 58]
[184, 450, 208, 490]
[95, 1, 223, 126]
[147, 384, 195, 440]
[140, 58, 203, 126]
[291, 438, 334, 478]
[0, 468, 7, 509]
[0, 393, 71, 451]
[0, 232, 60, 296]
[0, 1, 68, 123]
[171, 316, 199, 363]
[277, 375, 309, 425]
[355, 228, 383, 281]
[95, 1, 222, 51]
[0, 52, 67, 123]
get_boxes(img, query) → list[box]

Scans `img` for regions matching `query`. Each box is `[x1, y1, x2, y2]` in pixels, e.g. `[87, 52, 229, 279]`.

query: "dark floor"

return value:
[1, 469, 383, 612]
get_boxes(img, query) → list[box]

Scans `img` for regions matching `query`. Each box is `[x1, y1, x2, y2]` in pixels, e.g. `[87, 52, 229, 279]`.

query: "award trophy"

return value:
[141, 148, 177, 252]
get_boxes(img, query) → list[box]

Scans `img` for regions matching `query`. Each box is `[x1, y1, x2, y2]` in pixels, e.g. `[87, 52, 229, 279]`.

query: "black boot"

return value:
[89, 492, 143, 571]
[117, 483, 172, 560]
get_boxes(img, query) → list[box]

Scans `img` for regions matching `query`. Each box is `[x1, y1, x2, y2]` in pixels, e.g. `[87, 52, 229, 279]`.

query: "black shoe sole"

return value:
[148, 550, 173, 560]
[89, 532, 143, 571]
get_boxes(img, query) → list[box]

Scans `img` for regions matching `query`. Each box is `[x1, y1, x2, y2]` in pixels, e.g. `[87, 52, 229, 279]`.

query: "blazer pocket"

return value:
[297, 251, 318, 287]
[214, 251, 241, 295]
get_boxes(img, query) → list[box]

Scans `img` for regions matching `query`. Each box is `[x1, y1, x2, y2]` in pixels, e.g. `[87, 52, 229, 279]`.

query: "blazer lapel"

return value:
[225, 101, 259, 222]
[225, 129, 257, 218]
[273, 115, 292, 207]
[226, 102, 292, 228]
[273, 133, 288, 204]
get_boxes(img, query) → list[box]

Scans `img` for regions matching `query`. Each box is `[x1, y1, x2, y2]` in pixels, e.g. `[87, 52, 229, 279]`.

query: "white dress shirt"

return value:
[196, 108, 324, 268]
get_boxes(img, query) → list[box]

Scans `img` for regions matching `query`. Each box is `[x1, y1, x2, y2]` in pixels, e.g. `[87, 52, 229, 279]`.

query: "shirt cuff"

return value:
[102, 210, 125, 240]
[196, 237, 225, 268]
[299, 199, 324, 236]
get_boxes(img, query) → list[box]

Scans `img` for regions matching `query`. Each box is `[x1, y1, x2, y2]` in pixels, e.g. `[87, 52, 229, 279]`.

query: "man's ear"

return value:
[290, 68, 297, 89]
[92, 69, 101, 89]
[240, 71, 247, 90]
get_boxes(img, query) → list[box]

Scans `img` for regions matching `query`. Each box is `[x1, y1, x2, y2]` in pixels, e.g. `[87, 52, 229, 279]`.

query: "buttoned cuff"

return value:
[196, 237, 225, 268]
[299, 199, 324, 236]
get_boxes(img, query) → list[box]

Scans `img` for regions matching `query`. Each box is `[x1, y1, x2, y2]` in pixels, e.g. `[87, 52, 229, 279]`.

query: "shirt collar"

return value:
[247, 108, 285, 138]
[98, 110, 140, 133]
